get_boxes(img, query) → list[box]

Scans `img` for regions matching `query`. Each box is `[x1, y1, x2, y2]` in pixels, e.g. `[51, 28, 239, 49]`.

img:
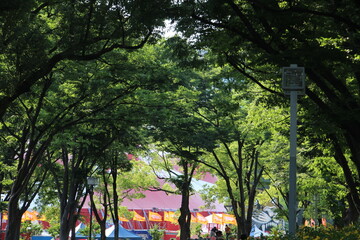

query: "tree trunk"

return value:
[95, 211, 107, 240]
[4, 139, 50, 239]
[245, 198, 255, 236]
[92, 189, 107, 240]
[344, 128, 360, 176]
[59, 206, 73, 240]
[178, 192, 191, 240]
[179, 161, 191, 240]
[59, 198, 80, 240]
[59, 217, 71, 240]
[114, 220, 120, 240]
[70, 223, 76, 240]
[343, 193, 360, 225]
[331, 134, 360, 223]
[5, 173, 32, 240]
[236, 141, 247, 237]
[5, 200, 23, 240]
[111, 159, 119, 240]
[100, 228, 106, 240]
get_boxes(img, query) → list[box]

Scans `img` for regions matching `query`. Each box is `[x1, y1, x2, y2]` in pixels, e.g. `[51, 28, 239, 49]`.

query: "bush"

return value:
[247, 225, 360, 240]
[149, 224, 165, 240]
[20, 220, 42, 240]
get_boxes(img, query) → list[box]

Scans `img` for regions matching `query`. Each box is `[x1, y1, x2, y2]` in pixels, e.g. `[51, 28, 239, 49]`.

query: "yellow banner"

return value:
[164, 211, 177, 223]
[3, 211, 45, 221]
[149, 211, 162, 222]
[209, 214, 222, 224]
[191, 214, 197, 223]
[2, 212, 7, 220]
[22, 211, 39, 221]
[120, 216, 129, 222]
[196, 213, 208, 225]
[133, 211, 146, 221]
[222, 214, 236, 225]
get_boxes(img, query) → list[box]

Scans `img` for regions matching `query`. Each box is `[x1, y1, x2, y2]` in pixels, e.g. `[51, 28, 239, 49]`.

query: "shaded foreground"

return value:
[246, 225, 360, 239]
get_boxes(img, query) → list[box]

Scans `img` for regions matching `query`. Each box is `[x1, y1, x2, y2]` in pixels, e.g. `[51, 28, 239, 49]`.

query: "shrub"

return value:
[248, 225, 360, 240]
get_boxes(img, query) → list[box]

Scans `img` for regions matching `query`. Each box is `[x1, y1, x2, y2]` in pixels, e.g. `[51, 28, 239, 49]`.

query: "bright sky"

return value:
[161, 19, 177, 38]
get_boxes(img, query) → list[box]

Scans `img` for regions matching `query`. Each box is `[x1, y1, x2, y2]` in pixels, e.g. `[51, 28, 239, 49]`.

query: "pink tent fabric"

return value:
[122, 190, 225, 211]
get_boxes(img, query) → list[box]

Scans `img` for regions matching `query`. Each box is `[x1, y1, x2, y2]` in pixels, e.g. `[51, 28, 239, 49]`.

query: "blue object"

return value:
[130, 230, 151, 240]
[31, 237, 52, 240]
[97, 224, 142, 240]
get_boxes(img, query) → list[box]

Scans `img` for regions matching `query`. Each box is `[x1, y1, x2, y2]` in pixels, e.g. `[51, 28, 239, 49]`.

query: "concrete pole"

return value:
[289, 90, 298, 235]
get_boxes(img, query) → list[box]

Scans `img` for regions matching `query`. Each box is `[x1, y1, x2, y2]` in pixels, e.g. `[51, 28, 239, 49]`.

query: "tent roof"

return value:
[121, 172, 225, 211]
[122, 190, 225, 211]
[82, 164, 225, 212]
[102, 224, 142, 239]
[250, 225, 269, 237]
[85, 189, 225, 211]
[83, 175, 225, 212]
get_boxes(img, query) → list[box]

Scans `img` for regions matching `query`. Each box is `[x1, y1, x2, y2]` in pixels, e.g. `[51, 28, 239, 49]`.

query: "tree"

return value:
[0, 61, 110, 239]
[175, 0, 360, 224]
[92, 146, 159, 240]
[0, 78, 65, 240]
[140, 61, 217, 240]
[2, 34, 186, 239]
[41, 205, 61, 239]
[20, 220, 42, 239]
[0, 1, 171, 238]
[157, 39, 284, 236]
[0, 0, 172, 119]
[147, 112, 215, 240]
[191, 64, 287, 236]
[149, 224, 165, 240]
[83, 43, 194, 239]
[50, 127, 107, 240]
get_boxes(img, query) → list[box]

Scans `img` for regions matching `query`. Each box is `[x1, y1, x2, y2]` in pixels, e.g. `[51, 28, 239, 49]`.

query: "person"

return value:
[216, 230, 224, 240]
[225, 225, 231, 240]
[210, 227, 217, 240]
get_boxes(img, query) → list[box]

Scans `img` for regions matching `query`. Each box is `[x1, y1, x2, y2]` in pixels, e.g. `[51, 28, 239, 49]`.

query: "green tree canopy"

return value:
[0, 0, 172, 118]
[174, 0, 360, 224]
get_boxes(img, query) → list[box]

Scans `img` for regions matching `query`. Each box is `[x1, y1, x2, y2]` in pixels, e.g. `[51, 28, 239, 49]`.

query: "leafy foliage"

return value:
[20, 220, 42, 240]
[149, 224, 165, 240]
